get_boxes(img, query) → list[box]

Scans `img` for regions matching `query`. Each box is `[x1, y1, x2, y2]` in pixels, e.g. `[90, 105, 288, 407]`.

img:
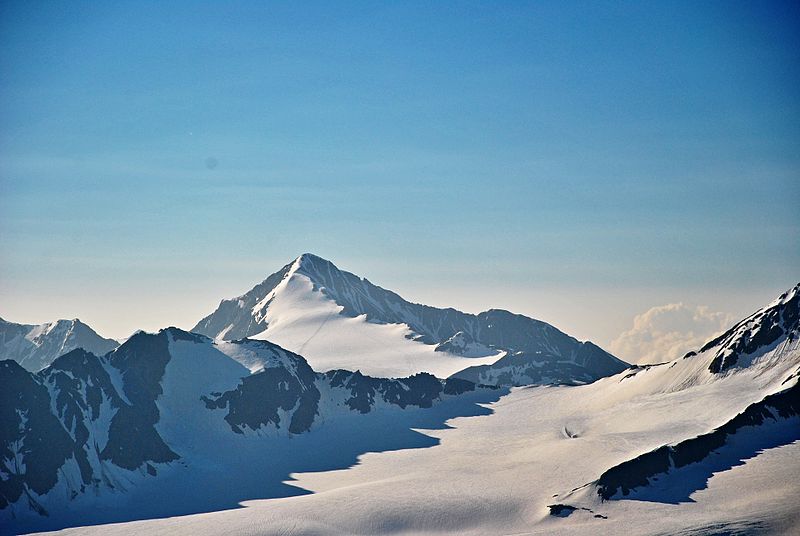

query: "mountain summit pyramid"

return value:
[193, 253, 628, 382]
[0, 317, 118, 372]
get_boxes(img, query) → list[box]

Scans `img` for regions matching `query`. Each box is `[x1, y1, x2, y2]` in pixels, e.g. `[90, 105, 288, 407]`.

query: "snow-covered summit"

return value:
[0, 317, 118, 372]
[192, 254, 628, 383]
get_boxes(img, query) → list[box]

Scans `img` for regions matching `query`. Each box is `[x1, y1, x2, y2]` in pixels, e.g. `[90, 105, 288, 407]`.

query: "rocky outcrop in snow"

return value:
[701, 283, 799, 374]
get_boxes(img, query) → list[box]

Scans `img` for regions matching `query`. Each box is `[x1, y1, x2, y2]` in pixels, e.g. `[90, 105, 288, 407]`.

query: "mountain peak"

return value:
[294, 252, 329, 264]
[59, 318, 83, 328]
[193, 255, 628, 382]
[771, 282, 800, 309]
[42, 318, 85, 332]
[291, 253, 341, 279]
[0, 316, 119, 372]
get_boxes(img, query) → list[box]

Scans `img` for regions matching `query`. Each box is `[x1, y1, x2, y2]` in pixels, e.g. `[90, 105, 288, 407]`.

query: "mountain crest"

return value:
[0, 317, 119, 372]
[193, 254, 628, 384]
[293, 252, 333, 271]
[702, 282, 799, 374]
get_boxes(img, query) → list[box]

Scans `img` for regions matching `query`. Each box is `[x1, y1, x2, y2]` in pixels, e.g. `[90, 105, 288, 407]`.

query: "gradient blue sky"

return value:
[1, 1, 798, 346]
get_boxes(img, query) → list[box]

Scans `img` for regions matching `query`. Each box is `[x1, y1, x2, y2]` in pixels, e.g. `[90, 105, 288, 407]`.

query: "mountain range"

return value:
[0, 256, 797, 535]
[1, 325, 502, 533]
[1, 254, 627, 386]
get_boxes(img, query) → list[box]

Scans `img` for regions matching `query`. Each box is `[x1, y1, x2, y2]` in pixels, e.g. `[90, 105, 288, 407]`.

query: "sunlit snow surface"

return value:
[37, 336, 800, 536]
[248, 270, 503, 378]
[191, 254, 625, 384]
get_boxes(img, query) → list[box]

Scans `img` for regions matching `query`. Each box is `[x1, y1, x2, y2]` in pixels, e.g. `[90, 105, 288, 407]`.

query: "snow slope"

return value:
[1, 328, 499, 534]
[0, 318, 118, 372]
[25, 283, 799, 536]
[239, 264, 502, 378]
[193, 254, 626, 382]
[38, 341, 798, 536]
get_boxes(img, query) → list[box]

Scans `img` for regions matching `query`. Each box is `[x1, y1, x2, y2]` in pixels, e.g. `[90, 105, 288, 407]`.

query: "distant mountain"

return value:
[0, 317, 118, 372]
[0, 327, 495, 531]
[193, 253, 628, 384]
[451, 279, 796, 387]
[449, 342, 624, 387]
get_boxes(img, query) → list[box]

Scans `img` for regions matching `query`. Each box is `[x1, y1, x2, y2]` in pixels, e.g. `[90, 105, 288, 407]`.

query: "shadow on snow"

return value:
[612, 419, 799, 505]
[13, 387, 508, 534]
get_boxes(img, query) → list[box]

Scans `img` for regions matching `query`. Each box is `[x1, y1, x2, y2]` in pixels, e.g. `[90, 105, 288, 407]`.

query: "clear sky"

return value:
[1, 1, 798, 354]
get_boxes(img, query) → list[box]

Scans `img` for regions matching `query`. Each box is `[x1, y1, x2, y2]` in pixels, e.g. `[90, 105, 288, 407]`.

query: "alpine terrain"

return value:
[0, 281, 797, 535]
[0, 327, 501, 534]
[0, 318, 118, 372]
[193, 254, 628, 383]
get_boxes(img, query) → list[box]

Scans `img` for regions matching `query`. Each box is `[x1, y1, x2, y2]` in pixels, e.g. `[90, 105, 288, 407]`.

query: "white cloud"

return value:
[609, 303, 735, 365]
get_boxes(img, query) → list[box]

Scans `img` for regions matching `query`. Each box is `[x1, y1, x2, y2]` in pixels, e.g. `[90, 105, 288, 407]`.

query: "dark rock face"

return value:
[205, 362, 483, 435]
[0, 335, 185, 515]
[471, 310, 563, 355]
[548, 503, 606, 519]
[596, 381, 800, 500]
[46, 349, 122, 421]
[102, 331, 179, 469]
[1, 328, 240, 515]
[167, 328, 209, 344]
[192, 254, 628, 387]
[40, 349, 125, 491]
[202, 347, 321, 435]
[0, 360, 75, 511]
[548, 504, 577, 517]
[705, 285, 799, 374]
[325, 370, 446, 413]
[443, 377, 477, 395]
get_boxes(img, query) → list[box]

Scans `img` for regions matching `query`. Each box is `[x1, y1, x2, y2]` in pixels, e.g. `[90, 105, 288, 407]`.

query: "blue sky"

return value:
[1, 1, 798, 345]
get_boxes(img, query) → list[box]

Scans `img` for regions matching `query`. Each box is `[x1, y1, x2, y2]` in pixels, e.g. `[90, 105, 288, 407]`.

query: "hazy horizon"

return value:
[2, 2, 798, 362]
[0, 249, 794, 364]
